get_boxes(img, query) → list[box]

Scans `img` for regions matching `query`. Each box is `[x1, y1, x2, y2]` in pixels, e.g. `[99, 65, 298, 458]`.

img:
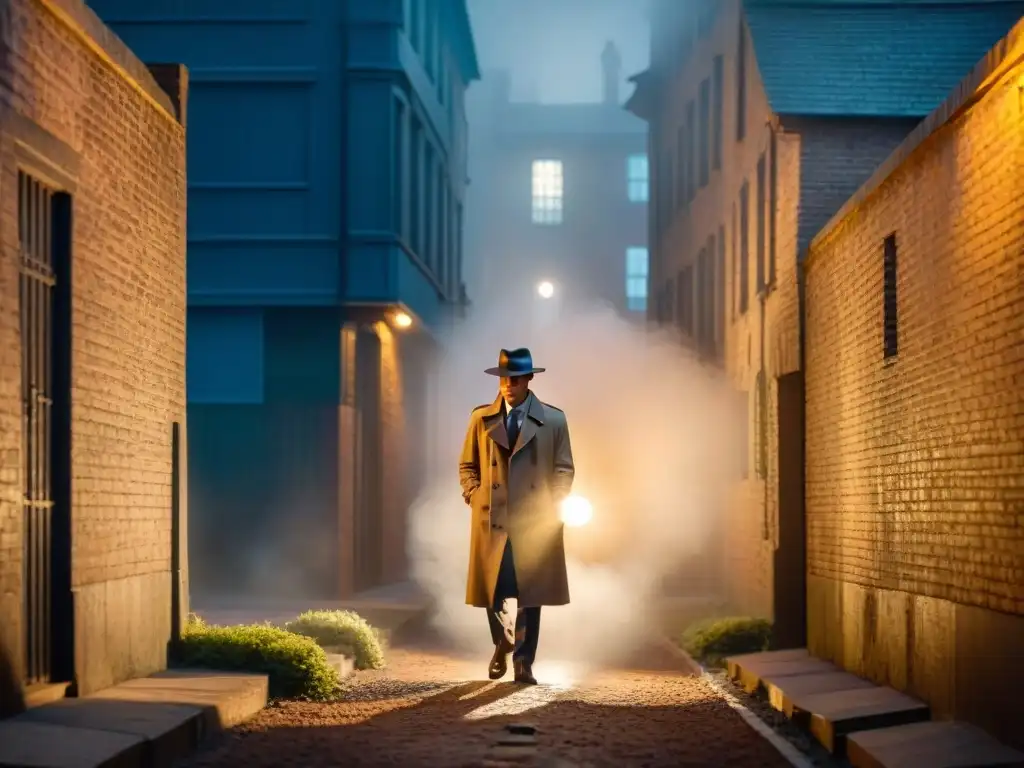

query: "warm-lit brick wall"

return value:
[804, 25, 1024, 747]
[0, 0, 185, 698]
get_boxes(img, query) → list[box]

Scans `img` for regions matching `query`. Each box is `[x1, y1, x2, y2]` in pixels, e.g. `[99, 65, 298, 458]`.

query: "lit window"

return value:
[627, 154, 648, 202]
[531, 160, 563, 224]
[625, 246, 648, 312]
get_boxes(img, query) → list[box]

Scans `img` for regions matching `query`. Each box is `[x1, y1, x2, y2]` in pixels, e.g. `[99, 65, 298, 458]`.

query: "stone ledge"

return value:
[0, 669, 267, 768]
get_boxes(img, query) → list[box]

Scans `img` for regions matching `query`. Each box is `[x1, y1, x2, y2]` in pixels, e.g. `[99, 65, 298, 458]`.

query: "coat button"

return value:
[492, 483, 499, 489]
[491, 460, 497, 466]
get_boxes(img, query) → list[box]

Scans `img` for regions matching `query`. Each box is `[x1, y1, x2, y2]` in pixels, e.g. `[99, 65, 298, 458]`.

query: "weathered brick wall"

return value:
[0, 0, 185, 695]
[804, 38, 1024, 746]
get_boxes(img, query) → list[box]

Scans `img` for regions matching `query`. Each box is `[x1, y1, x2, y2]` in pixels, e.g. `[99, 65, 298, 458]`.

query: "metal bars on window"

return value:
[19, 171, 56, 686]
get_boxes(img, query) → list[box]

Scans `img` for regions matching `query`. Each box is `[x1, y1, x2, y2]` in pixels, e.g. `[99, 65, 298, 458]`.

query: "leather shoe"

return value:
[513, 658, 537, 685]
[488, 640, 513, 680]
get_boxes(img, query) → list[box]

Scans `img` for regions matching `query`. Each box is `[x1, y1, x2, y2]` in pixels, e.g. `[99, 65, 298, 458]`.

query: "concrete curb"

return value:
[0, 670, 268, 768]
[656, 637, 814, 768]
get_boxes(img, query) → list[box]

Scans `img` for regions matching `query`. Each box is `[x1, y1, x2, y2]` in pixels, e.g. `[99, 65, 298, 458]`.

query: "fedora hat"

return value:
[484, 348, 546, 377]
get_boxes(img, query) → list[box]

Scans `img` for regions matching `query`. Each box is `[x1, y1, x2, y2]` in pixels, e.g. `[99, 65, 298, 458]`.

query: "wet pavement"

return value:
[179, 643, 795, 768]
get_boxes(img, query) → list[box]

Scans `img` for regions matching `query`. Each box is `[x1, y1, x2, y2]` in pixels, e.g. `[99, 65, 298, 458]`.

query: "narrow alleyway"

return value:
[180, 643, 796, 768]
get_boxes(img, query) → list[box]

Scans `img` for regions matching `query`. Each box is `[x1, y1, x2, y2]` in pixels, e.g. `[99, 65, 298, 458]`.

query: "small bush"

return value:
[174, 615, 340, 700]
[285, 610, 385, 671]
[679, 616, 773, 668]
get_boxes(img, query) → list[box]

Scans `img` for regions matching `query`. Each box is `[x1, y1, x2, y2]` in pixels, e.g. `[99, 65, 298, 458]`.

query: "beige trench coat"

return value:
[459, 392, 575, 608]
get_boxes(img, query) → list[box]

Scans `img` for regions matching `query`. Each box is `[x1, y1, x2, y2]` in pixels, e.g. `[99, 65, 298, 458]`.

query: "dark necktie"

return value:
[506, 409, 520, 449]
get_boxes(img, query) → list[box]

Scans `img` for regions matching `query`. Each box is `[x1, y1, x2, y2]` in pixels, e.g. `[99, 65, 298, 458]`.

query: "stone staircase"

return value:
[725, 648, 1024, 768]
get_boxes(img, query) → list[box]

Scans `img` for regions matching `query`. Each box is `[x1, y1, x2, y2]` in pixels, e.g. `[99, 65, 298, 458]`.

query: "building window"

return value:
[754, 371, 767, 480]
[756, 153, 766, 290]
[731, 204, 738, 319]
[739, 181, 749, 313]
[410, 120, 422, 254]
[531, 159, 563, 225]
[424, 144, 435, 270]
[698, 79, 711, 188]
[884, 233, 898, 359]
[410, 0, 424, 53]
[436, 170, 446, 285]
[625, 246, 648, 312]
[716, 225, 726, 353]
[736, 22, 747, 141]
[675, 126, 686, 211]
[712, 56, 724, 170]
[678, 265, 694, 335]
[627, 154, 648, 202]
[685, 100, 696, 203]
[394, 100, 405, 237]
[664, 277, 675, 325]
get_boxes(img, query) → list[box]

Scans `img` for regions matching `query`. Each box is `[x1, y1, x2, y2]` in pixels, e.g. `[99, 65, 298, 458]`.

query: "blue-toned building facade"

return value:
[87, 0, 479, 600]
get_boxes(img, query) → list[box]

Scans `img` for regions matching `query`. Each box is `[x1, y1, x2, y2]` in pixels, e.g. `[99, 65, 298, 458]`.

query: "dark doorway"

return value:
[353, 326, 383, 592]
[18, 171, 73, 685]
[773, 371, 807, 649]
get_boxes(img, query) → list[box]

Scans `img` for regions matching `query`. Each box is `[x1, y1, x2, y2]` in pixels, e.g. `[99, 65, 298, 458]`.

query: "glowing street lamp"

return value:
[537, 280, 555, 299]
[392, 311, 413, 329]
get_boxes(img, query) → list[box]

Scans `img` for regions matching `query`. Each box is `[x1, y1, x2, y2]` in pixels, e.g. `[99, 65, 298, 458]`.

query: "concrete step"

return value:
[796, 686, 931, 755]
[847, 721, 1024, 768]
[725, 647, 810, 680]
[0, 669, 267, 768]
[763, 670, 877, 717]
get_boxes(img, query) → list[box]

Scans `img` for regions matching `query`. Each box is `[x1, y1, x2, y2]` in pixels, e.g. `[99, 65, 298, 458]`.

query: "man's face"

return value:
[500, 375, 531, 407]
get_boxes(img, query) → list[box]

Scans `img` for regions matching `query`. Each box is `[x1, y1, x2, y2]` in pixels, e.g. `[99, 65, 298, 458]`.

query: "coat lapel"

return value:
[511, 392, 545, 457]
[482, 396, 509, 450]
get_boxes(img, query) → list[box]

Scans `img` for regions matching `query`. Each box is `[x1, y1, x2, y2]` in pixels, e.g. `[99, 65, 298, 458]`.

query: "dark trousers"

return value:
[487, 539, 542, 664]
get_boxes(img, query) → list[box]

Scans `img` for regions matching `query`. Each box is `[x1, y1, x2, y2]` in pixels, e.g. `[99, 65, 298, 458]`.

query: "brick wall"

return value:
[804, 31, 1024, 747]
[0, 0, 185, 697]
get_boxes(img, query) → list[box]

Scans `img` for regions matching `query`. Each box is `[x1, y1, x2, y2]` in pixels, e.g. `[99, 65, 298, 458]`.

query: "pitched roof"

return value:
[744, 0, 1024, 116]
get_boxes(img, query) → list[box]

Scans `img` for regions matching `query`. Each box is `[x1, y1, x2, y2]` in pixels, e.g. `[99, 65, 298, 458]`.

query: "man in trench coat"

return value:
[459, 347, 575, 685]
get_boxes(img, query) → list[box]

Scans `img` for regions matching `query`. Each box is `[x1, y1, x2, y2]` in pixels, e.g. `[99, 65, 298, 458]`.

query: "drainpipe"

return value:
[759, 119, 780, 543]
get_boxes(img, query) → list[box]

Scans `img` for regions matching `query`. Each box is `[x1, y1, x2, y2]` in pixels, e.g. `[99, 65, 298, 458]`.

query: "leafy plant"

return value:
[679, 616, 773, 668]
[285, 610, 386, 671]
[174, 615, 340, 700]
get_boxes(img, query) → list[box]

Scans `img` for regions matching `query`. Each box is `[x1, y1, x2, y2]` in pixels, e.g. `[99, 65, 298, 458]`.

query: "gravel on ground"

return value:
[179, 647, 800, 768]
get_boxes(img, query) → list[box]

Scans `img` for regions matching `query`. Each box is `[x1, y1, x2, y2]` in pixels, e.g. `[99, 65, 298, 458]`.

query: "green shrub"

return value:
[174, 615, 340, 700]
[285, 610, 385, 670]
[679, 616, 773, 668]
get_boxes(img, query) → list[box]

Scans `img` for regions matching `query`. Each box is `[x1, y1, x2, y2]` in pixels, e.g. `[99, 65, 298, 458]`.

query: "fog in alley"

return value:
[399, 0, 738, 680]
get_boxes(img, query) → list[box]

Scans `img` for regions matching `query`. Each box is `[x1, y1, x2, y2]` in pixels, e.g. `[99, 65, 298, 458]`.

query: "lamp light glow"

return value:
[393, 311, 413, 329]
[537, 281, 555, 299]
[560, 495, 593, 528]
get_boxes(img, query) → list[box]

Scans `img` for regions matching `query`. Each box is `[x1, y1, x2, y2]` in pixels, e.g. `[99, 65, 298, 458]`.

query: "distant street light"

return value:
[537, 281, 555, 299]
[392, 311, 413, 329]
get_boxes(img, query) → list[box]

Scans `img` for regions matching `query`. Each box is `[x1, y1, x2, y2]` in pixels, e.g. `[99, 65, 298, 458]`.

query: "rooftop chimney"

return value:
[601, 41, 622, 106]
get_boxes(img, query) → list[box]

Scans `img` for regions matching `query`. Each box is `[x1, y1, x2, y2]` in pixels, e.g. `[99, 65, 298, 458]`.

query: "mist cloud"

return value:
[407, 291, 742, 679]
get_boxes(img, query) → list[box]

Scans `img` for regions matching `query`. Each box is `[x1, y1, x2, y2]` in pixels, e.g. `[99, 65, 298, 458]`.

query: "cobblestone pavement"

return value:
[181, 644, 795, 768]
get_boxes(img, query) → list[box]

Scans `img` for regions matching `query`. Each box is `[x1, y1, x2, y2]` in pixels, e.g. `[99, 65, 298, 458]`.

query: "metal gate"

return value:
[19, 170, 60, 685]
